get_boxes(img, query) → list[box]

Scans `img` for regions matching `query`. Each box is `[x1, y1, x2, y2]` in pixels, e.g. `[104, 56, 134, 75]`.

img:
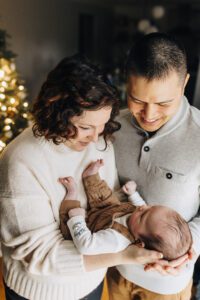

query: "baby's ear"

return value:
[135, 239, 145, 248]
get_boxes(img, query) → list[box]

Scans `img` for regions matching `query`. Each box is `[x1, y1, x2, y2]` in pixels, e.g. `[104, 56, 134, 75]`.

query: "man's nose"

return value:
[143, 104, 157, 120]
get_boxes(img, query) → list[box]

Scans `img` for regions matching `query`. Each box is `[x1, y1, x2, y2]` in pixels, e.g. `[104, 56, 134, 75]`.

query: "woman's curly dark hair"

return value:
[32, 54, 121, 148]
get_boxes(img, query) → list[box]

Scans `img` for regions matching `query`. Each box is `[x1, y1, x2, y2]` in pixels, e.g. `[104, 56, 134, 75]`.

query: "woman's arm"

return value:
[84, 244, 163, 271]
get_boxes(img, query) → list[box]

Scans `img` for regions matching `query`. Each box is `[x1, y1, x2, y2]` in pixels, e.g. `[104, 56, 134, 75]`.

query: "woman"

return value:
[0, 55, 162, 300]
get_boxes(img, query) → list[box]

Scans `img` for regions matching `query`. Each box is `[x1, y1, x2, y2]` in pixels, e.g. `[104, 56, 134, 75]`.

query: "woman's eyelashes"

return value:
[79, 126, 91, 130]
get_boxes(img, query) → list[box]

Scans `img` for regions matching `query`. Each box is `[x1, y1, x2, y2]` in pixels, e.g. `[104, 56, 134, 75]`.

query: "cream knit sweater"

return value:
[0, 127, 118, 300]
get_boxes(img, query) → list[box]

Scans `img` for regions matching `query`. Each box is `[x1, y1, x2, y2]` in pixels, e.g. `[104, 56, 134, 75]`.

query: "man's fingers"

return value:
[154, 253, 188, 268]
[145, 263, 168, 275]
[164, 266, 179, 276]
[145, 263, 180, 276]
[168, 255, 188, 268]
[188, 247, 196, 260]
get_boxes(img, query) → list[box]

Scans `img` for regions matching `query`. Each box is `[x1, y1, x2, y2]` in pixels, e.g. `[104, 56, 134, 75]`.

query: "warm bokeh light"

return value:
[0, 58, 32, 153]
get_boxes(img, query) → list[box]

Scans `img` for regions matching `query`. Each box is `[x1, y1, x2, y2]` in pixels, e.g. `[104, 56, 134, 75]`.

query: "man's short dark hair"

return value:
[126, 32, 187, 82]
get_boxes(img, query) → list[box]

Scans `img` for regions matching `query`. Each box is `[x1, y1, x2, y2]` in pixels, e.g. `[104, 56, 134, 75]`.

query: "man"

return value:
[108, 33, 200, 300]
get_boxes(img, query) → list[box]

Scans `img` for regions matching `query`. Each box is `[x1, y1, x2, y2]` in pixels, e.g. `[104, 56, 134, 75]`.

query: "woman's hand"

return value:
[144, 247, 196, 276]
[119, 244, 163, 265]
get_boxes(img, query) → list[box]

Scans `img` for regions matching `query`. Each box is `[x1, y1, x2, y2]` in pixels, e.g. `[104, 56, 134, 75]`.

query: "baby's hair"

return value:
[138, 211, 192, 261]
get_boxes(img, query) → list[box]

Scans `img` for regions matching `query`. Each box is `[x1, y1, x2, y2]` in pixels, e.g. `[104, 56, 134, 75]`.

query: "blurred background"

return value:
[1, 0, 200, 106]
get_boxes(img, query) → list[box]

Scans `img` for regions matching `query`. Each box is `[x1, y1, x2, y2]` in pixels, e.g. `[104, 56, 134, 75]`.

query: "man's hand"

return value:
[144, 247, 196, 276]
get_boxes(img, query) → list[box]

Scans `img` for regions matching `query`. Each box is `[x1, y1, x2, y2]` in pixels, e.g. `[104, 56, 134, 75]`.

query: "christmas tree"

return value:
[0, 29, 31, 153]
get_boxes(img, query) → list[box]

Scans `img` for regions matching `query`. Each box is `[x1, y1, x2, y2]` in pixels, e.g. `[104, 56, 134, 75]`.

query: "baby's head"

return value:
[128, 205, 192, 260]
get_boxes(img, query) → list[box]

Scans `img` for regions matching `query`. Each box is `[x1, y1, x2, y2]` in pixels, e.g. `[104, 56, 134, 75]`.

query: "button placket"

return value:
[139, 143, 151, 169]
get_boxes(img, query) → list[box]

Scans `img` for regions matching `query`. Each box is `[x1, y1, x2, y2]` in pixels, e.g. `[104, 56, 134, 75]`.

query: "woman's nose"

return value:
[90, 129, 99, 142]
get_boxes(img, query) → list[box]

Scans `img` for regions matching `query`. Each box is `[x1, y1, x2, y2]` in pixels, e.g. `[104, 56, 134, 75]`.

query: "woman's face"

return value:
[65, 106, 112, 151]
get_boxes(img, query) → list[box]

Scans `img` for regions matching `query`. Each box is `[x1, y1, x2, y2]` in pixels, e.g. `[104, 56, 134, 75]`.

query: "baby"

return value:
[59, 159, 192, 261]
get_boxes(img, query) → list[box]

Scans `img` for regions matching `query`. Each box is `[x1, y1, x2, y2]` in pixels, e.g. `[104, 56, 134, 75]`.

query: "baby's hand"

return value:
[122, 181, 137, 196]
[68, 208, 86, 219]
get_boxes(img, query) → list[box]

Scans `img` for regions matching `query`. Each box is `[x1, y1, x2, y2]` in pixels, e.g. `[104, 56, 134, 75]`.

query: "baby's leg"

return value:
[59, 176, 80, 239]
[82, 159, 104, 178]
[83, 159, 121, 209]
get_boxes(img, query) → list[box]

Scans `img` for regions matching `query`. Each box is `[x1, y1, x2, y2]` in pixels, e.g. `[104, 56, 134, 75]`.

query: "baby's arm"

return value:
[67, 212, 130, 255]
[122, 181, 146, 206]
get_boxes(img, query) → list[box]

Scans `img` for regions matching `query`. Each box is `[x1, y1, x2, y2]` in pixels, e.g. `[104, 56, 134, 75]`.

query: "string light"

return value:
[10, 97, 16, 104]
[23, 102, 28, 107]
[0, 140, 6, 152]
[0, 55, 31, 153]
[5, 131, 13, 138]
[4, 118, 13, 124]
[1, 81, 8, 88]
[0, 70, 5, 78]
[18, 85, 24, 91]
[3, 125, 11, 131]
[1, 105, 7, 111]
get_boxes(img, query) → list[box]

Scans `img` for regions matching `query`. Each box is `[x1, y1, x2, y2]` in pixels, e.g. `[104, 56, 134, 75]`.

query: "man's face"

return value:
[128, 205, 172, 241]
[127, 71, 189, 132]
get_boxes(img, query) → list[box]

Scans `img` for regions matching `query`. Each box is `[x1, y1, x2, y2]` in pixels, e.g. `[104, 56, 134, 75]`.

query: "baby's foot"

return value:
[122, 180, 137, 196]
[82, 159, 104, 178]
[59, 176, 77, 200]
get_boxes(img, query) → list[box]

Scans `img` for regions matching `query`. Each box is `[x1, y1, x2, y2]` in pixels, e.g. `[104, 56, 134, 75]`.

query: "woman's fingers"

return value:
[132, 245, 163, 264]
[121, 244, 163, 265]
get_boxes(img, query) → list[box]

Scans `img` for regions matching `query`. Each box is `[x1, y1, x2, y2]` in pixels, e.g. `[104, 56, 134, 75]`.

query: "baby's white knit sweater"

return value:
[0, 127, 118, 300]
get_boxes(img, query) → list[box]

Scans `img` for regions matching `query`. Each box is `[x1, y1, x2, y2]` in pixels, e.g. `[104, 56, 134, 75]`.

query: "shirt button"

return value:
[144, 146, 150, 152]
[166, 172, 173, 179]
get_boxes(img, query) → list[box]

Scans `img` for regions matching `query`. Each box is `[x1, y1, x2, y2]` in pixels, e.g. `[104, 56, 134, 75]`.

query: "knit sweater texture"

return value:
[114, 96, 200, 294]
[0, 127, 118, 300]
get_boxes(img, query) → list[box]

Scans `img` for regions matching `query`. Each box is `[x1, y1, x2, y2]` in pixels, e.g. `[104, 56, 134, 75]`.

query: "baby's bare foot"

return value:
[82, 159, 104, 178]
[59, 176, 77, 199]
